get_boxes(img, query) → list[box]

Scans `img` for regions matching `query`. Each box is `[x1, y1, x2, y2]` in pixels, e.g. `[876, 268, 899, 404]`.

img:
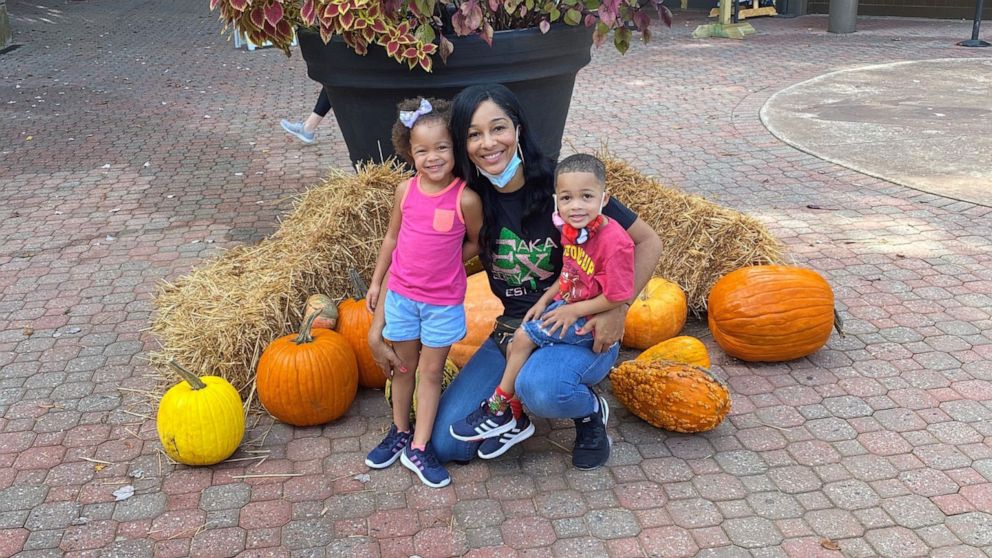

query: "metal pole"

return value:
[828, 0, 858, 34]
[958, 0, 990, 47]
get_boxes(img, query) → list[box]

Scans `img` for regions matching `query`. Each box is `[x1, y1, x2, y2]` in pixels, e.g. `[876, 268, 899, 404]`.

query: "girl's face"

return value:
[555, 172, 607, 229]
[410, 120, 455, 186]
[466, 100, 517, 176]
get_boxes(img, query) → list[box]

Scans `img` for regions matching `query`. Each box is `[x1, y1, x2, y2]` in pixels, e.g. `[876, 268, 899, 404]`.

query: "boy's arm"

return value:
[366, 181, 407, 313]
[523, 281, 561, 322]
[550, 294, 625, 323]
[460, 187, 483, 261]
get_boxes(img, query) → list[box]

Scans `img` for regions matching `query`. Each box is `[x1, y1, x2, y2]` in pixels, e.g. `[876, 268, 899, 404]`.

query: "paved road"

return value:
[762, 58, 992, 206]
[2, 1, 992, 556]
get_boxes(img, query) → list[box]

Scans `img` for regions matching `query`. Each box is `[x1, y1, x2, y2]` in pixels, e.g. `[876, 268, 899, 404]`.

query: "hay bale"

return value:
[604, 156, 785, 314]
[150, 162, 409, 392]
[151, 157, 783, 392]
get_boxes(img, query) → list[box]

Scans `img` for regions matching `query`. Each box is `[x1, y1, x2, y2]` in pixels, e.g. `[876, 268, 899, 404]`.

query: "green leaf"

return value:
[414, 23, 436, 44]
[550, 7, 560, 21]
[614, 27, 630, 54]
[525, 0, 535, 11]
[564, 7, 582, 25]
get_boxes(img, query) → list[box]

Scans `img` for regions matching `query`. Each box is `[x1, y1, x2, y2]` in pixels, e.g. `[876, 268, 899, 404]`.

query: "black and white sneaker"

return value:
[477, 413, 535, 459]
[449, 399, 517, 442]
[572, 395, 611, 470]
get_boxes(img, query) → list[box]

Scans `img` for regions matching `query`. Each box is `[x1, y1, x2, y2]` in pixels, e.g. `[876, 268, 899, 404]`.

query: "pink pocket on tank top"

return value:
[432, 208, 455, 232]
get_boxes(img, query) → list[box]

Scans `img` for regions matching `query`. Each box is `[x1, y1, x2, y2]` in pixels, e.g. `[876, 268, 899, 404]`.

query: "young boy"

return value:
[450, 153, 635, 443]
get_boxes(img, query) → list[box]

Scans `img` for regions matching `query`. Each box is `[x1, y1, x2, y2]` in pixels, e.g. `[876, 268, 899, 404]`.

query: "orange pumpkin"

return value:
[305, 294, 339, 330]
[707, 265, 835, 362]
[449, 271, 504, 367]
[336, 270, 385, 389]
[610, 360, 731, 433]
[635, 336, 710, 368]
[622, 277, 688, 350]
[256, 309, 358, 426]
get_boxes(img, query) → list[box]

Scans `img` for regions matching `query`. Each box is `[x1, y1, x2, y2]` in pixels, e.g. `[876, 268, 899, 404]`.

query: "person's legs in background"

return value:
[281, 88, 331, 144]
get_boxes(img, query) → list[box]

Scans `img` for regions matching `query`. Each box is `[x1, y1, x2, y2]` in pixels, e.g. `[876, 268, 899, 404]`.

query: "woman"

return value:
[369, 84, 662, 470]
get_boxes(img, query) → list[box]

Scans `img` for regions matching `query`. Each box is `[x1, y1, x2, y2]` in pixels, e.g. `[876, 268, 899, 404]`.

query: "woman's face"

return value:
[466, 100, 517, 176]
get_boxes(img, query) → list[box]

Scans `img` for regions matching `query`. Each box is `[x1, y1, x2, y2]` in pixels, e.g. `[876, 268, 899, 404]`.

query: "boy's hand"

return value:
[541, 304, 582, 338]
[523, 301, 547, 323]
[365, 284, 381, 314]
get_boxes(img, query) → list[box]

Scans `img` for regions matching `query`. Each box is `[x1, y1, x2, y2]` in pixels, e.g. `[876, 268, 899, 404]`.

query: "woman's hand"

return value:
[577, 304, 628, 353]
[368, 326, 407, 377]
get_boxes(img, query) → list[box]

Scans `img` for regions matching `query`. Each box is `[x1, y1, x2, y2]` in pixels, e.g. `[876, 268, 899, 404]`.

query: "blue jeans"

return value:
[521, 300, 594, 348]
[430, 337, 620, 463]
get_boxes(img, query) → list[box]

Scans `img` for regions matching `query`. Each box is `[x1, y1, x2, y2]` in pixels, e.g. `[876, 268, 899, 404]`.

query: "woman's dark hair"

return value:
[449, 84, 555, 262]
[390, 96, 452, 166]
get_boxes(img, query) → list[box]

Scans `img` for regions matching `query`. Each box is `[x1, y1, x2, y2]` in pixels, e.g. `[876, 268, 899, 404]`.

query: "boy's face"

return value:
[555, 171, 607, 229]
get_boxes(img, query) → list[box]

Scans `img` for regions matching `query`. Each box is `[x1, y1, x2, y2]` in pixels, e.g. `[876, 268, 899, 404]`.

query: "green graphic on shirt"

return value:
[492, 227, 557, 289]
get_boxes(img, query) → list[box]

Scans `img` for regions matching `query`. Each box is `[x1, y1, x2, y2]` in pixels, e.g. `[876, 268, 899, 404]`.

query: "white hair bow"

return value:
[399, 98, 433, 128]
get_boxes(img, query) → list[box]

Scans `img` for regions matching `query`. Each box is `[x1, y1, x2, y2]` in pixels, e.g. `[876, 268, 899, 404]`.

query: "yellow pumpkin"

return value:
[449, 272, 503, 367]
[384, 359, 459, 421]
[622, 277, 688, 350]
[707, 265, 835, 362]
[635, 336, 710, 368]
[157, 361, 245, 466]
[610, 360, 730, 433]
[256, 310, 358, 426]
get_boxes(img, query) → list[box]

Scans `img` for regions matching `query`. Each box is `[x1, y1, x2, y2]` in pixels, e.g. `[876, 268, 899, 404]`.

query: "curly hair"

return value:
[390, 97, 452, 165]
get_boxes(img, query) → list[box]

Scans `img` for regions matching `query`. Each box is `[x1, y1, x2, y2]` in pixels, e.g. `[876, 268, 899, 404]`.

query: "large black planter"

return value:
[298, 25, 593, 166]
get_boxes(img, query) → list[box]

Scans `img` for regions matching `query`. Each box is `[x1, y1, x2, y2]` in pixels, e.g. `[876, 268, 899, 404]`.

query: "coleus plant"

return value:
[210, 0, 672, 72]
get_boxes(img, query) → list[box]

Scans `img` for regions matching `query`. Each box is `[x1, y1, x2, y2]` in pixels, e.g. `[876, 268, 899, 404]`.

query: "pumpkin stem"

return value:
[832, 307, 845, 337]
[168, 360, 207, 390]
[348, 268, 369, 299]
[294, 308, 321, 344]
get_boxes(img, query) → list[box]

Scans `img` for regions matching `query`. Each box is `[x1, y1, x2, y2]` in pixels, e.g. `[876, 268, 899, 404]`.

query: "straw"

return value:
[150, 157, 783, 392]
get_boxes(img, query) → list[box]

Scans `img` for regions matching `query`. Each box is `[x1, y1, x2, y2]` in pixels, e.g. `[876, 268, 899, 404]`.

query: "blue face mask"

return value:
[479, 151, 522, 189]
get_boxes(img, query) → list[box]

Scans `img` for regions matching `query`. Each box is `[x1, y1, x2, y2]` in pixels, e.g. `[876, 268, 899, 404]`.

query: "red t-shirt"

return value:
[556, 217, 635, 304]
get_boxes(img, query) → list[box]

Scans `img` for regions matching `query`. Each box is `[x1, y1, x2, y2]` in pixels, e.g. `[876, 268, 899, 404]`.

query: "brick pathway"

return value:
[2, 1, 991, 556]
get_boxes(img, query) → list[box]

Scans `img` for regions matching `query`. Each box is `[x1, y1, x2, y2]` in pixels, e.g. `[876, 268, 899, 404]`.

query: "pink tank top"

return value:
[388, 175, 468, 306]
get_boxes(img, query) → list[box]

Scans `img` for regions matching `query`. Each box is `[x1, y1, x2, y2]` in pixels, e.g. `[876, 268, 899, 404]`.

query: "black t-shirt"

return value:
[482, 188, 637, 318]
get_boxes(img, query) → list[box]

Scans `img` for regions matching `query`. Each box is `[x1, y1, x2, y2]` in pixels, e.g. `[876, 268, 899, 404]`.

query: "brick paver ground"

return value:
[2, 1, 991, 556]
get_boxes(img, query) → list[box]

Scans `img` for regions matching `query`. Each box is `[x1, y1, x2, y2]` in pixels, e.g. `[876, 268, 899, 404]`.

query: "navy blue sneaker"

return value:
[477, 412, 535, 460]
[572, 395, 611, 470]
[364, 424, 411, 469]
[400, 443, 450, 488]
[449, 399, 516, 442]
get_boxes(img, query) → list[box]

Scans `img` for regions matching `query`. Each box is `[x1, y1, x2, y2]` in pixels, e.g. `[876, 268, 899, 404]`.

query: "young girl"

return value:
[363, 97, 482, 488]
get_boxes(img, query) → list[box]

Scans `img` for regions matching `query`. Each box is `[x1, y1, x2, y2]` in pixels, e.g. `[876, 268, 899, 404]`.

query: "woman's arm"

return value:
[579, 218, 662, 352]
[366, 181, 407, 313]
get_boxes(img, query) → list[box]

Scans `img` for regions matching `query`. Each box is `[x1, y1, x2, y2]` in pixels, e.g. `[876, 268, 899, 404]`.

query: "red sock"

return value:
[488, 387, 512, 414]
[508, 396, 523, 420]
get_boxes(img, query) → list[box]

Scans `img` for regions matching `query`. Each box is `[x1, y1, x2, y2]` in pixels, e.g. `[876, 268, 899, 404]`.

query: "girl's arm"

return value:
[579, 218, 662, 352]
[460, 187, 483, 262]
[366, 180, 408, 313]
[368, 269, 407, 377]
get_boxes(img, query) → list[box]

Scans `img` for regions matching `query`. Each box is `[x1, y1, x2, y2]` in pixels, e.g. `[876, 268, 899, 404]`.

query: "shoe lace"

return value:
[378, 427, 406, 449]
[415, 447, 440, 468]
[467, 401, 496, 425]
[574, 416, 603, 449]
